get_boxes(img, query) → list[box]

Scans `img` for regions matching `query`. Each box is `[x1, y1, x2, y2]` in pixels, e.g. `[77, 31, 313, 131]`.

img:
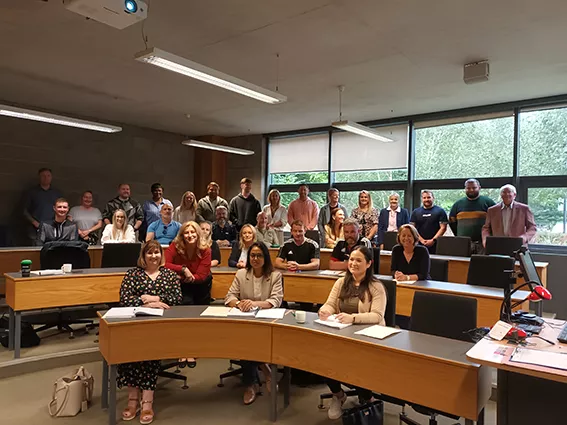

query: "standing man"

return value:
[102, 183, 144, 235]
[36, 198, 79, 246]
[318, 188, 348, 234]
[449, 179, 496, 254]
[410, 190, 448, 254]
[146, 204, 181, 245]
[197, 182, 229, 223]
[24, 168, 62, 245]
[329, 219, 372, 271]
[287, 184, 319, 231]
[255, 211, 279, 247]
[142, 183, 172, 241]
[482, 184, 537, 246]
[212, 206, 237, 248]
[228, 177, 262, 230]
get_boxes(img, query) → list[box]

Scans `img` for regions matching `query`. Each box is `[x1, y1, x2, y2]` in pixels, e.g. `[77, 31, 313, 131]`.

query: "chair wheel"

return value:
[182, 384, 189, 390]
[318, 404, 325, 410]
[174, 369, 180, 373]
[217, 383, 224, 387]
[69, 335, 75, 340]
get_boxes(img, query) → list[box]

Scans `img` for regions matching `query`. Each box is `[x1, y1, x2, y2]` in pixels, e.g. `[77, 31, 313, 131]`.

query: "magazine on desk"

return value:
[102, 307, 164, 319]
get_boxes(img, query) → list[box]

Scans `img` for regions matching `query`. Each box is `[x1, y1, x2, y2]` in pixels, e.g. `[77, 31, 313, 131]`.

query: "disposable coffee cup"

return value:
[295, 310, 306, 324]
[21, 259, 32, 277]
[61, 263, 73, 273]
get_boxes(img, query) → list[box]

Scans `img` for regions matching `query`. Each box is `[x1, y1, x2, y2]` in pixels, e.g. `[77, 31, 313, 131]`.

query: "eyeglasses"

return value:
[250, 254, 264, 259]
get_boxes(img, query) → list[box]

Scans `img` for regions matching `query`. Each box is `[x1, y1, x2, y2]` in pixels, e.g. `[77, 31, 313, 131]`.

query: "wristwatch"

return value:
[235, 301, 241, 307]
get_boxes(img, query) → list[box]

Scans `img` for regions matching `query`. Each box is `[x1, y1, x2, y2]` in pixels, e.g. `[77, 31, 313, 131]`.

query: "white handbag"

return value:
[48, 366, 94, 417]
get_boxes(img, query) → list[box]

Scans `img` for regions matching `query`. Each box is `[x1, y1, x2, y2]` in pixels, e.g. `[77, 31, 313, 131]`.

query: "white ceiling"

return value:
[2, 0, 567, 137]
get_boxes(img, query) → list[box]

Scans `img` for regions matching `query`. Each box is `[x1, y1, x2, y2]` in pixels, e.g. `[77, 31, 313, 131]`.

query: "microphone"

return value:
[527, 285, 552, 302]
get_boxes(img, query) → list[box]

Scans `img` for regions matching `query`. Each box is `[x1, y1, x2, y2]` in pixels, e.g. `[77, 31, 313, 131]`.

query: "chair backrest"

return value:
[466, 254, 516, 289]
[485, 236, 523, 257]
[429, 258, 449, 282]
[378, 277, 396, 327]
[372, 247, 381, 274]
[383, 231, 398, 251]
[101, 243, 142, 268]
[410, 292, 477, 342]
[436, 236, 471, 257]
[40, 241, 90, 269]
[305, 230, 320, 246]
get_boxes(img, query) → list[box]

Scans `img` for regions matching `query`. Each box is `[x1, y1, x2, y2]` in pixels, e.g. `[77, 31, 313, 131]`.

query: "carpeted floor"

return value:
[0, 358, 496, 425]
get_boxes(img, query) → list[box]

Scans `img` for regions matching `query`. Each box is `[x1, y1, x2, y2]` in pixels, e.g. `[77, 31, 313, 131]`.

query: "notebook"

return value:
[314, 315, 352, 329]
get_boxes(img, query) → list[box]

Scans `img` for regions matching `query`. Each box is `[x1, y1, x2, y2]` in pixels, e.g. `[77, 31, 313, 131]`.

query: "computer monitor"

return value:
[515, 247, 542, 286]
[485, 236, 523, 257]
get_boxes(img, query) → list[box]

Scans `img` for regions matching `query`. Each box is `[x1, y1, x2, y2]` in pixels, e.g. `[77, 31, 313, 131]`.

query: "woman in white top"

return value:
[262, 189, 287, 245]
[174, 191, 203, 224]
[69, 190, 103, 245]
[101, 209, 136, 244]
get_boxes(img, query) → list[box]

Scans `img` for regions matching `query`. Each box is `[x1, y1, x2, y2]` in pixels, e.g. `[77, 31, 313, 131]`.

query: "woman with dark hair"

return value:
[225, 242, 283, 405]
[324, 207, 345, 248]
[118, 240, 182, 424]
[318, 245, 387, 420]
[391, 223, 431, 281]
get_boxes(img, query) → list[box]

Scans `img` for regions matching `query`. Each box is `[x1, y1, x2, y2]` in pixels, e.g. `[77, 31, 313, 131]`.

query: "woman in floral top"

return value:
[350, 190, 379, 243]
[118, 240, 182, 424]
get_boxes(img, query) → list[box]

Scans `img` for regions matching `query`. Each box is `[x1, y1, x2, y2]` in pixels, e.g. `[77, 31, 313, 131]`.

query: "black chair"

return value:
[466, 255, 516, 289]
[372, 247, 381, 274]
[305, 230, 321, 246]
[383, 231, 398, 251]
[435, 236, 471, 257]
[429, 258, 448, 282]
[101, 243, 142, 268]
[485, 236, 523, 257]
[400, 292, 479, 425]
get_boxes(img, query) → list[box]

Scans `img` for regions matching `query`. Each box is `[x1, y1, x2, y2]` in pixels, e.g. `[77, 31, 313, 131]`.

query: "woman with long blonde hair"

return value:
[101, 209, 136, 244]
[174, 191, 203, 224]
[262, 189, 287, 245]
[228, 224, 257, 268]
[199, 221, 220, 267]
[350, 190, 378, 243]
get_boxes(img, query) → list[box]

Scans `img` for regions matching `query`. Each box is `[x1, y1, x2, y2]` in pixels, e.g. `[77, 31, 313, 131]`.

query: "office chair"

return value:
[429, 258, 449, 282]
[305, 230, 321, 246]
[400, 292, 479, 425]
[372, 247, 381, 274]
[466, 255, 516, 289]
[158, 361, 189, 389]
[435, 236, 471, 257]
[101, 243, 142, 268]
[383, 231, 398, 251]
[485, 236, 523, 257]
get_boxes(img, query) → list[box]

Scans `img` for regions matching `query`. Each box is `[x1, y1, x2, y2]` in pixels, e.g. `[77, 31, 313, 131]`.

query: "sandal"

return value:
[178, 358, 187, 368]
[121, 397, 140, 421]
[140, 400, 154, 425]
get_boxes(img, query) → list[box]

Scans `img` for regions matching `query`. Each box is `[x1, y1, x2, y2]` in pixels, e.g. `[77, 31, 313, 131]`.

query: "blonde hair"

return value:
[397, 224, 420, 246]
[358, 190, 373, 209]
[179, 191, 198, 212]
[111, 209, 129, 241]
[173, 221, 208, 259]
[200, 221, 213, 249]
[238, 224, 257, 250]
[267, 189, 281, 208]
[137, 240, 165, 268]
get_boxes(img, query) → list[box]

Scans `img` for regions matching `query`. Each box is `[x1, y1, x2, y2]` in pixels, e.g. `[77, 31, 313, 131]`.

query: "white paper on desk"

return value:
[200, 306, 231, 317]
[466, 339, 508, 364]
[102, 307, 136, 319]
[228, 307, 258, 317]
[395, 279, 416, 284]
[30, 269, 64, 276]
[510, 347, 567, 371]
[319, 270, 345, 276]
[355, 325, 401, 340]
[134, 307, 164, 317]
[314, 315, 352, 329]
[255, 308, 286, 319]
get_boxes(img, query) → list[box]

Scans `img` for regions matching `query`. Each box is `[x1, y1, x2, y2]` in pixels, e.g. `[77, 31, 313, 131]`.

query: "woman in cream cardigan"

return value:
[225, 242, 283, 406]
[318, 245, 387, 420]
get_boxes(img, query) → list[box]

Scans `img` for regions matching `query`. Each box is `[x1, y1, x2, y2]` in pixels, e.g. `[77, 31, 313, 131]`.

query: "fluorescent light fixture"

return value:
[182, 139, 254, 156]
[0, 104, 122, 133]
[332, 120, 394, 142]
[135, 47, 287, 104]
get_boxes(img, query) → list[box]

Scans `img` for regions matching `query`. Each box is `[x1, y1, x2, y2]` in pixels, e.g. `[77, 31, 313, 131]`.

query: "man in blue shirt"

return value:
[142, 183, 172, 240]
[410, 190, 448, 254]
[146, 204, 180, 245]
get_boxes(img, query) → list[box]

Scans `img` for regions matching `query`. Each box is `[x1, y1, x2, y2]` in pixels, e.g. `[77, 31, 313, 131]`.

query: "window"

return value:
[528, 187, 567, 245]
[414, 113, 514, 180]
[519, 107, 567, 177]
[279, 191, 328, 210]
[332, 125, 409, 183]
[339, 191, 405, 215]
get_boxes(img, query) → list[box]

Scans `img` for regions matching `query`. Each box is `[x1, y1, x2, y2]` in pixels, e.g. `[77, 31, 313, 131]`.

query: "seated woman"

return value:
[324, 207, 345, 248]
[228, 224, 256, 268]
[101, 209, 136, 244]
[225, 242, 283, 405]
[200, 221, 220, 267]
[390, 224, 431, 281]
[318, 245, 387, 420]
[173, 191, 203, 224]
[118, 240, 182, 424]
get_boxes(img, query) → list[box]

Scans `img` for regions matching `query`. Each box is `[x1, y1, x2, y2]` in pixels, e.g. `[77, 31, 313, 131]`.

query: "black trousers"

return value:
[241, 361, 260, 386]
[181, 275, 212, 305]
[327, 378, 373, 402]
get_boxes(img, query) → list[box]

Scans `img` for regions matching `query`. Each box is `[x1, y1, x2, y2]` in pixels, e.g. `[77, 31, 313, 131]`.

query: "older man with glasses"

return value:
[146, 203, 181, 245]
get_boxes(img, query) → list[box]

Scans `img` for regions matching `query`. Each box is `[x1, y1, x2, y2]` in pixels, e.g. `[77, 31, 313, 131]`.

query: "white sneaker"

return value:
[328, 394, 347, 420]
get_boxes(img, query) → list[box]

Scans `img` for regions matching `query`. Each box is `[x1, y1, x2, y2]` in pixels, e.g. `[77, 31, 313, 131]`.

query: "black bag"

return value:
[342, 400, 384, 425]
[0, 315, 41, 348]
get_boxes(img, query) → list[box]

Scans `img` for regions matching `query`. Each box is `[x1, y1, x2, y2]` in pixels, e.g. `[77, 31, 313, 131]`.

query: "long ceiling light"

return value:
[0, 104, 122, 133]
[331, 120, 394, 142]
[135, 48, 287, 105]
[182, 139, 254, 156]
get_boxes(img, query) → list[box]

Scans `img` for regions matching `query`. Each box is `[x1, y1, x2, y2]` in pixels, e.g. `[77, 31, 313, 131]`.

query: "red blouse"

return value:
[164, 242, 211, 282]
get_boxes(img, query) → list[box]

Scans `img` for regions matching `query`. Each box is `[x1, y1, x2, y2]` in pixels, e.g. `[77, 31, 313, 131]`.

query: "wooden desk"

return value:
[100, 306, 490, 424]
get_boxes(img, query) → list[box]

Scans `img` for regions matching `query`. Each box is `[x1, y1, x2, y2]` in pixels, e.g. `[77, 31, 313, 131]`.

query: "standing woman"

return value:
[350, 190, 379, 244]
[263, 189, 287, 245]
[200, 221, 221, 267]
[174, 191, 203, 224]
[101, 209, 136, 244]
[118, 240, 182, 424]
[225, 242, 283, 405]
[324, 207, 345, 249]
[377, 192, 410, 248]
[228, 224, 257, 268]
[390, 224, 430, 281]
[318, 245, 387, 420]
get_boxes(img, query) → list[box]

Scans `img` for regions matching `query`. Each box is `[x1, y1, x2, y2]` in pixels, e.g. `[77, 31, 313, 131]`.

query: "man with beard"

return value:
[329, 219, 372, 270]
[449, 179, 496, 254]
[410, 190, 448, 254]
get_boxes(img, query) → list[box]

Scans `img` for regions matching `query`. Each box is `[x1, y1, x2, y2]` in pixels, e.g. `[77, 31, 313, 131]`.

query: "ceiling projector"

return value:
[64, 0, 148, 30]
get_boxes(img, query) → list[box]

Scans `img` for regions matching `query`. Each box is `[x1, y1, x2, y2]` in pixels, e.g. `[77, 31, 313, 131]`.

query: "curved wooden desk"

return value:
[99, 306, 490, 424]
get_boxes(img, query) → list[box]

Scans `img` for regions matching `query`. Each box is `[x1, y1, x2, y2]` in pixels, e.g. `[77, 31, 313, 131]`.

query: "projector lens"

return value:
[125, 0, 137, 13]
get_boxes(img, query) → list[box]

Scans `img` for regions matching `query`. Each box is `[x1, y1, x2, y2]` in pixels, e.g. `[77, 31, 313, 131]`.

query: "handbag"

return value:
[48, 366, 94, 417]
[342, 400, 384, 425]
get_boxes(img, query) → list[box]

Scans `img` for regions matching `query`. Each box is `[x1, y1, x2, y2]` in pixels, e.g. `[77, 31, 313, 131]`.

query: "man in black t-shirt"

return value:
[410, 190, 448, 254]
[275, 220, 320, 271]
[329, 219, 371, 271]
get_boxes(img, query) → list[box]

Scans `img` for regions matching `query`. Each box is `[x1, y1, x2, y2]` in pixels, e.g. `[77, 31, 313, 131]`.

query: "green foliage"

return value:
[270, 172, 328, 185]
[334, 169, 407, 183]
